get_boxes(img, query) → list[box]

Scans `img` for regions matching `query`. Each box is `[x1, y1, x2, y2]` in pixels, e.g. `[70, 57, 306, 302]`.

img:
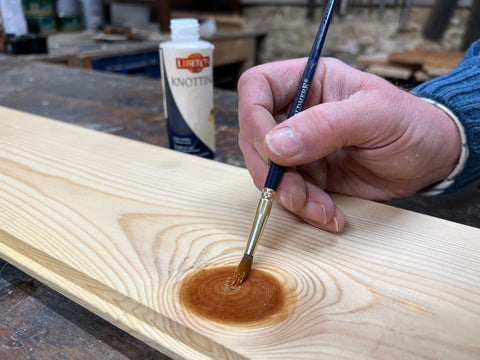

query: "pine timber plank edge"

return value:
[2, 107, 480, 359]
[0, 229, 244, 360]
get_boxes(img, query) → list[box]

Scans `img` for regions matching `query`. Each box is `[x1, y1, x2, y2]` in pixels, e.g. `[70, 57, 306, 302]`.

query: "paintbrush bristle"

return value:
[228, 254, 253, 287]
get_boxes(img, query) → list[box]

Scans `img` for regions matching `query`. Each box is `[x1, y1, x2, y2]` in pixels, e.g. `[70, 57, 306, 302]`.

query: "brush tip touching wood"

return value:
[228, 0, 338, 290]
[228, 254, 253, 287]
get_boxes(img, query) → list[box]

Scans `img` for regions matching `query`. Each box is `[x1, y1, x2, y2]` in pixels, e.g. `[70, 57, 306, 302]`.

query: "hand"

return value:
[238, 57, 461, 232]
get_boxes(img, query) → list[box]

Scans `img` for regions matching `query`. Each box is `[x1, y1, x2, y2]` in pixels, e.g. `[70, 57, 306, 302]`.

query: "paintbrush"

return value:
[229, 0, 338, 287]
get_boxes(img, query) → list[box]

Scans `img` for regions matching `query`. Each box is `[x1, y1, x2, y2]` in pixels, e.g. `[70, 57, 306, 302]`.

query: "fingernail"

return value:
[279, 188, 294, 211]
[253, 138, 268, 164]
[333, 216, 339, 232]
[305, 201, 328, 224]
[265, 127, 304, 159]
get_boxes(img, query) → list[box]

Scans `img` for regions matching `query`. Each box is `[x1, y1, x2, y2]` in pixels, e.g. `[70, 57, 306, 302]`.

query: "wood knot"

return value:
[178, 265, 296, 327]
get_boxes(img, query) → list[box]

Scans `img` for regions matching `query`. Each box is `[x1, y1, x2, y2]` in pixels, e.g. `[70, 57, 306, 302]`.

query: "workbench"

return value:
[28, 30, 265, 86]
[0, 58, 241, 359]
[0, 58, 479, 359]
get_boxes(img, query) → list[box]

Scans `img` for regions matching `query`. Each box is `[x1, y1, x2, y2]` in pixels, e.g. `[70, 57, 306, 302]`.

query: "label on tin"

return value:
[160, 47, 215, 158]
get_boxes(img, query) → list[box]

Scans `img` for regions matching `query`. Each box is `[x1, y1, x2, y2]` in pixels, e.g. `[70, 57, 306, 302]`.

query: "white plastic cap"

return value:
[170, 18, 200, 42]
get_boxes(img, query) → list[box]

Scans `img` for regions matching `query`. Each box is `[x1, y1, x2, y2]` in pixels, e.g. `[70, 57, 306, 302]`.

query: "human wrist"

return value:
[410, 42, 480, 193]
[417, 98, 467, 196]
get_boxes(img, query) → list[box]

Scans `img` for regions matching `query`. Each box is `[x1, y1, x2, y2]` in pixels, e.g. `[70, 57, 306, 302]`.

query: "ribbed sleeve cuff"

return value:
[410, 41, 480, 193]
[417, 98, 468, 195]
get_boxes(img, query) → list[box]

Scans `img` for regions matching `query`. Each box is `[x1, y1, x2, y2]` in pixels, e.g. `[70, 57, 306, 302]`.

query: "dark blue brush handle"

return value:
[264, 0, 337, 191]
[265, 162, 285, 190]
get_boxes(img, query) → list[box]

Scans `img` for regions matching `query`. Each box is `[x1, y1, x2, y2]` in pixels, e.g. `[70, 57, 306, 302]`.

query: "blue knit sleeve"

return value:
[411, 39, 480, 193]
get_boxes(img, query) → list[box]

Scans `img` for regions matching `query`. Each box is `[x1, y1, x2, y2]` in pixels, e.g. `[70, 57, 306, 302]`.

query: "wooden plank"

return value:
[359, 49, 464, 81]
[65, 31, 262, 77]
[366, 64, 413, 79]
[213, 37, 254, 68]
[388, 49, 464, 70]
[356, 53, 390, 67]
[1, 106, 480, 359]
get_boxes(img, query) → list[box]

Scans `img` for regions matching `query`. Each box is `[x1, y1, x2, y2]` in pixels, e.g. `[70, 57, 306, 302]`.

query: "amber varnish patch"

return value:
[178, 265, 296, 327]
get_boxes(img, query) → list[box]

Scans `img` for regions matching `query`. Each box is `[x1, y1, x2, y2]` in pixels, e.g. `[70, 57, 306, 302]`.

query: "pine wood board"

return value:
[356, 53, 390, 67]
[358, 49, 465, 81]
[388, 49, 464, 70]
[366, 64, 413, 80]
[1, 106, 480, 359]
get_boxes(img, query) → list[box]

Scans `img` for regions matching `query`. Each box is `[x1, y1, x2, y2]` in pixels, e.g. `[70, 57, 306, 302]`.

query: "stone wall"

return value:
[242, 5, 470, 67]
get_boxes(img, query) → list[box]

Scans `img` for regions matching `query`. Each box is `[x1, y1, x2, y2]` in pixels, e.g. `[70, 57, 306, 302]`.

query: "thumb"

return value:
[263, 90, 405, 166]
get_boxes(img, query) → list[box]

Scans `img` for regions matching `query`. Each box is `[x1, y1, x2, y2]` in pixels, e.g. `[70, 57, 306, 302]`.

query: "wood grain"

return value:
[1, 106, 480, 359]
[359, 49, 465, 81]
[388, 49, 464, 69]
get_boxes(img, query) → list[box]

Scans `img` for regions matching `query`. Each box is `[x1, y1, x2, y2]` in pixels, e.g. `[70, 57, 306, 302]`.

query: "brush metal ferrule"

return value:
[244, 187, 276, 256]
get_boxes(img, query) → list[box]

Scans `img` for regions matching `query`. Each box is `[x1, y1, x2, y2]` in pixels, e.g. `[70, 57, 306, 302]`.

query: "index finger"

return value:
[237, 59, 310, 152]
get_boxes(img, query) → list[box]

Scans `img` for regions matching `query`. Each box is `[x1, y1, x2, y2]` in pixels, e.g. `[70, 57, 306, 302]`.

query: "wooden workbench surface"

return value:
[24, 30, 265, 80]
[0, 58, 240, 360]
[0, 58, 479, 359]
